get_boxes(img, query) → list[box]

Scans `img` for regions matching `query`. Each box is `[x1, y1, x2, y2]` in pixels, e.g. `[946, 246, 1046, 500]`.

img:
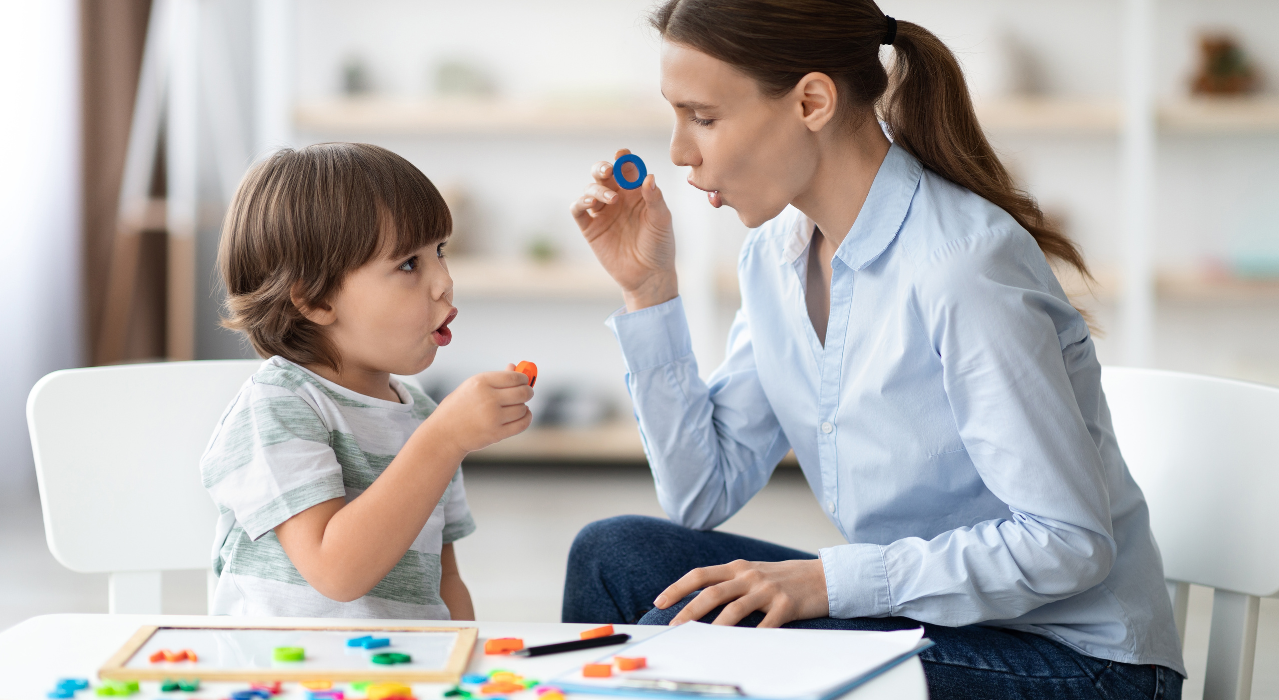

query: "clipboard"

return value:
[551, 622, 933, 700]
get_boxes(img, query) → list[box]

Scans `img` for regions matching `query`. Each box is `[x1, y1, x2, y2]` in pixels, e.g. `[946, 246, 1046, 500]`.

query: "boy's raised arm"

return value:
[275, 370, 531, 602]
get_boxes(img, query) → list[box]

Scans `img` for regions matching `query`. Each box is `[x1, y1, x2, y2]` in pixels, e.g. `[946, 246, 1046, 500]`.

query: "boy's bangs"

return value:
[373, 158, 452, 260]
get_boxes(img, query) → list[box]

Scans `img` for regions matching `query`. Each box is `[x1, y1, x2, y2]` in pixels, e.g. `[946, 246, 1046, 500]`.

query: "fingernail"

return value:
[653, 595, 666, 608]
[584, 197, 594, 204]
[604, 192, 615, 202]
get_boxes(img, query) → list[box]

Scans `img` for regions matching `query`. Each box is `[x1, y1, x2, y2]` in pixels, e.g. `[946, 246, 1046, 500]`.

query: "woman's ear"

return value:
[795, 72, 839, 133]
[290, 283, 337, 326]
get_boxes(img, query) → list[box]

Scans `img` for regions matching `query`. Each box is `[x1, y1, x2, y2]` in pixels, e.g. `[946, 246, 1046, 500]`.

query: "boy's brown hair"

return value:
[219, 142, 451, 371]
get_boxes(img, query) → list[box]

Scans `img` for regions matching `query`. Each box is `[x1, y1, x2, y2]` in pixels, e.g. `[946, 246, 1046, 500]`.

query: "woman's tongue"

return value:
[708, 190, 723, 208]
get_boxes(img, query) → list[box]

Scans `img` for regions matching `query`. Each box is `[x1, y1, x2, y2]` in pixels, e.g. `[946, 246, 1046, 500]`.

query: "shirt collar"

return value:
[779, 142, 923, 270]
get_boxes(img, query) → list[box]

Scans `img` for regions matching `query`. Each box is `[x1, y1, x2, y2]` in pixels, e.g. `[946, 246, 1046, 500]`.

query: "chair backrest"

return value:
[27, 359, 260, 613]
[1102, 366, 1279, 700]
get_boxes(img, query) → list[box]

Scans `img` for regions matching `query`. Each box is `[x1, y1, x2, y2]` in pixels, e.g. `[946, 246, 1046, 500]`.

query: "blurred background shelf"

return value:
[447, 257, 621, 301]
[466, 420, 644, 463]
[974, 96, 1279, 134]
[294, 97, 674, 136]
[717, 265, 1279, 306]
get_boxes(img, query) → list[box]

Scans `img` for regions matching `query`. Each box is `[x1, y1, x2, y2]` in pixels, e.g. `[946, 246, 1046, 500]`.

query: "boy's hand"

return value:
[430, 366, 534, 454]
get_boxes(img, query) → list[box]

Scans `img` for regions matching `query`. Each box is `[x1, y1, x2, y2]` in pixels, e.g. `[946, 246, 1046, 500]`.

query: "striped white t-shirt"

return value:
[201, 356, 475, 618]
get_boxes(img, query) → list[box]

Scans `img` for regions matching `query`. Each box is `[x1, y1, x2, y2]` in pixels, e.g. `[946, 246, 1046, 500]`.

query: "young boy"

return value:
[201, 142, 533, 618]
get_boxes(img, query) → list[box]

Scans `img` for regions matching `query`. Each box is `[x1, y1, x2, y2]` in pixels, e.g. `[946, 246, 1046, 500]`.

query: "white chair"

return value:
[26, 359, 261, 614]
[1103, 366, 1279, 700]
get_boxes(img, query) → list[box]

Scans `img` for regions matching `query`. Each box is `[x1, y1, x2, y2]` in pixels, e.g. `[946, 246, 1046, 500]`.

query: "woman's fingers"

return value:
[670, 579, 749, 625]
[712, 592, 771, 627]
[654, 563, 731, 609]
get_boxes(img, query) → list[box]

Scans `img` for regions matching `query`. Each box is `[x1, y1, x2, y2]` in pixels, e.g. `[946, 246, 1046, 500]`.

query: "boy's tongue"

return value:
[432, 323, 452, 346]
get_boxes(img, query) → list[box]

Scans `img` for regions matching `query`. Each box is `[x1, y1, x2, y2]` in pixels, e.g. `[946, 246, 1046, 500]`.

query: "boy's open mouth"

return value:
[432, 308, 457, 346]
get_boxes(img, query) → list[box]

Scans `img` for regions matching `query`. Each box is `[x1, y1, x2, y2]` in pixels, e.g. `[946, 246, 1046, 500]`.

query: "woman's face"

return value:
[661, 41, 821, 228]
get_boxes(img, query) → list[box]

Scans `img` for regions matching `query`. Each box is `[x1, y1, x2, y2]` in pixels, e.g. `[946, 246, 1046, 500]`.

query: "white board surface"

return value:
[126, 628, 459, 673]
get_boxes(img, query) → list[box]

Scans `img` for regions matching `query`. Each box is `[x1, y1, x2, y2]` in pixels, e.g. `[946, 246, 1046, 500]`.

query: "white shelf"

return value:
[974, 96, 1279, 135]
[447, 257, 621, 301]
[294, 97, 673, 136]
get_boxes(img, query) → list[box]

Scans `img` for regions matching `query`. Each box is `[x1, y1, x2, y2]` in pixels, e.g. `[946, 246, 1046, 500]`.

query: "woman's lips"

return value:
[432, 307, 457, 347]
[688, 179, 723, 209]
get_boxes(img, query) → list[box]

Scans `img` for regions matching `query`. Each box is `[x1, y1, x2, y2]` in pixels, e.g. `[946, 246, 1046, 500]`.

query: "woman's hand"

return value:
[570, 148, 678, 311]
[653, 559, 830, 627]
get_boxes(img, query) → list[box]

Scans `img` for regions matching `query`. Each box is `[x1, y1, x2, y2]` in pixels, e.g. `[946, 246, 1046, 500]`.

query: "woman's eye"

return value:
[398, 255, 418, 272]
[436, 242, 447, 258]
[691, 116, 715, 127]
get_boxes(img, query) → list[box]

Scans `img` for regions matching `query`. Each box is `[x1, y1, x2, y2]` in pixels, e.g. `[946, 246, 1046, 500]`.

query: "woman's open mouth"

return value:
[688, 179, 723, 209]
[432, 307, 457, 347]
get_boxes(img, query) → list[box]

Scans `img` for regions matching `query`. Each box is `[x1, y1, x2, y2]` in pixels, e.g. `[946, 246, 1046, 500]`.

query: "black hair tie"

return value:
[882, 15, 897, 45]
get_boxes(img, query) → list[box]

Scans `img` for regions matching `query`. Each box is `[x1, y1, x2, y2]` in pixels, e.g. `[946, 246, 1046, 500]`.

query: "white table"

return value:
[0, 615, 927, 699]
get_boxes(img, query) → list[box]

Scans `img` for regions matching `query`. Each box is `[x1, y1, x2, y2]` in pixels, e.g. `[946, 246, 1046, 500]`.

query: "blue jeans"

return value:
[563, 515, 1181, 700]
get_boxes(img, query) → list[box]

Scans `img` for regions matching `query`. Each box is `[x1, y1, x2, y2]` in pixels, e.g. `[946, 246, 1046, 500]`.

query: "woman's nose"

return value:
[669, 125, 699, 168]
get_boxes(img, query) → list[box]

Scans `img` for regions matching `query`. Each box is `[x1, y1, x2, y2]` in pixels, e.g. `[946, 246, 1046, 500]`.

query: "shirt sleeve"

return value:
[441, 467, 476, 543]
[820, 228, 1118, 624]
[200, 380, 346, 541]
[607, 296, 792, 530]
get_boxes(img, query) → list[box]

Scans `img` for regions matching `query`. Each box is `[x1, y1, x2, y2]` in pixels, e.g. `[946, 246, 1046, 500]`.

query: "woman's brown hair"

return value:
[219, 142, 451, 371]
[651, 0, 1089, 280]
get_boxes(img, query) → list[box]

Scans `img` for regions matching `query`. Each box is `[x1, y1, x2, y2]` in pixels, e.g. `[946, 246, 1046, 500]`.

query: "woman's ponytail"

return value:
[652, 0, 1090, 281]
[882, 21, 1089, 277]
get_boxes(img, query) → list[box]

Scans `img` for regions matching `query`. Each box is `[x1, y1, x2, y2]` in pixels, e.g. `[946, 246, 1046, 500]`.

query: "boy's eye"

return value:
[398, 255, 418, 272]
[691, 115, 715, 127]
[436, 242, 447, 258]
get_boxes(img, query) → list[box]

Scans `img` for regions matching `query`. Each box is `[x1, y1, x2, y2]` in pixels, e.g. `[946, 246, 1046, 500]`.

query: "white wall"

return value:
[0, 0, 83, 489]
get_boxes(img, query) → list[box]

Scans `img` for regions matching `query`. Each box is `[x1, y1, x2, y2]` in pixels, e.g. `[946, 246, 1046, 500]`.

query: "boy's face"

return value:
[322, 235, 456, 378]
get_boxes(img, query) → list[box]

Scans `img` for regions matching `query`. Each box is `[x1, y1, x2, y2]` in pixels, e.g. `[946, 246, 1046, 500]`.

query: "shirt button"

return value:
[827, 501, 836, 513]
[821, 422, 834, 434]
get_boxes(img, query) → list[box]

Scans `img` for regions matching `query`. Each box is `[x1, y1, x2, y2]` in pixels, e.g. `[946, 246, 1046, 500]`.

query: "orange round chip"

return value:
[515, 361, 537, 387]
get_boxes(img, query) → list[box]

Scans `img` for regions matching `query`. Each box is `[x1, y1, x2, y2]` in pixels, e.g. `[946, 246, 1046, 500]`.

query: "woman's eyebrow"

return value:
[662, 92, 717, 111]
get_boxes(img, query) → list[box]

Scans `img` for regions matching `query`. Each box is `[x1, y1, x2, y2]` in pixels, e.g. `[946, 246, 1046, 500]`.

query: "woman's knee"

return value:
[568, 514, 678, 564]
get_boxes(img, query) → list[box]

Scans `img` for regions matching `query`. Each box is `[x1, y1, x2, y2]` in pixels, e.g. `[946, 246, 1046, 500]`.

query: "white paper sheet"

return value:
[553, 622, 926, 700]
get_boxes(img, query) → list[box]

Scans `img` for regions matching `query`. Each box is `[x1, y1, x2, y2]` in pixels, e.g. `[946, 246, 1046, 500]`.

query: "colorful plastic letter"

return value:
[515, 361, 537, 387]
[580, 625, 614, 640]
[483, 637, 525, 655]
[273, 646, 305, 662]
[582, 663, 613, 678]
[347, 635, 374, 647]
[615, 656, 647, 671]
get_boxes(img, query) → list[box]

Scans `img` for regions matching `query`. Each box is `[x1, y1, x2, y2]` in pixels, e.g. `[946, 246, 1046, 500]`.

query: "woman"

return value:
[563, 1, 1184, 698]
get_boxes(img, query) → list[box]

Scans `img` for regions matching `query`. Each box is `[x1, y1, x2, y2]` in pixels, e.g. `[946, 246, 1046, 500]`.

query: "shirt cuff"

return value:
[819, 543, 893, 619]
[605, 296, 694, 373]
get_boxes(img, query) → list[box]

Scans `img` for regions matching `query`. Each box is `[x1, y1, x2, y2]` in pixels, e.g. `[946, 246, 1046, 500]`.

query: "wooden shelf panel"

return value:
[466, 421, 645, 462]
[975, 97, 1279, 135]
[976, 98, 1120, 134]
[447, 257, 621, 301]
[295, 96, 1279, 137]
[1052, 266, 1279, 304]
[295, 97, 673, 136]
[720, 264, 1279, 306]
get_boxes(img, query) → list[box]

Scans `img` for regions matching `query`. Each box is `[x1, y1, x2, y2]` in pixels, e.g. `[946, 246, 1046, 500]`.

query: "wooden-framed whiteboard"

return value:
[99, 624, 478, 683]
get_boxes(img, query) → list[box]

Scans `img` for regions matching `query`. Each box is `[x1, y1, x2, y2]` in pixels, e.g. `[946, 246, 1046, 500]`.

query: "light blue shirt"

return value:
[606, 143, 1184, 674]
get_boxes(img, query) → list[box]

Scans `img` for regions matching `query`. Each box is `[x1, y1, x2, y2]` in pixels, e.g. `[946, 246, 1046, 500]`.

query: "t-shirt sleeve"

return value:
[200, 379, 346, 541]
[441, 467, 476, 544]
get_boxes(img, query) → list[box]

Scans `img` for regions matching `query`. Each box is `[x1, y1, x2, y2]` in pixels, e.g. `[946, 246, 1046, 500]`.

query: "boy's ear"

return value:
[290, 283, 337, 326]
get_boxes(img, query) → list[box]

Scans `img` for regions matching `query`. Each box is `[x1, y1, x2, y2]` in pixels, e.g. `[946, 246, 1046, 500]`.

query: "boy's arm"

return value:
[439, 543, 475, 620]
[275, 371, 530, 603]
